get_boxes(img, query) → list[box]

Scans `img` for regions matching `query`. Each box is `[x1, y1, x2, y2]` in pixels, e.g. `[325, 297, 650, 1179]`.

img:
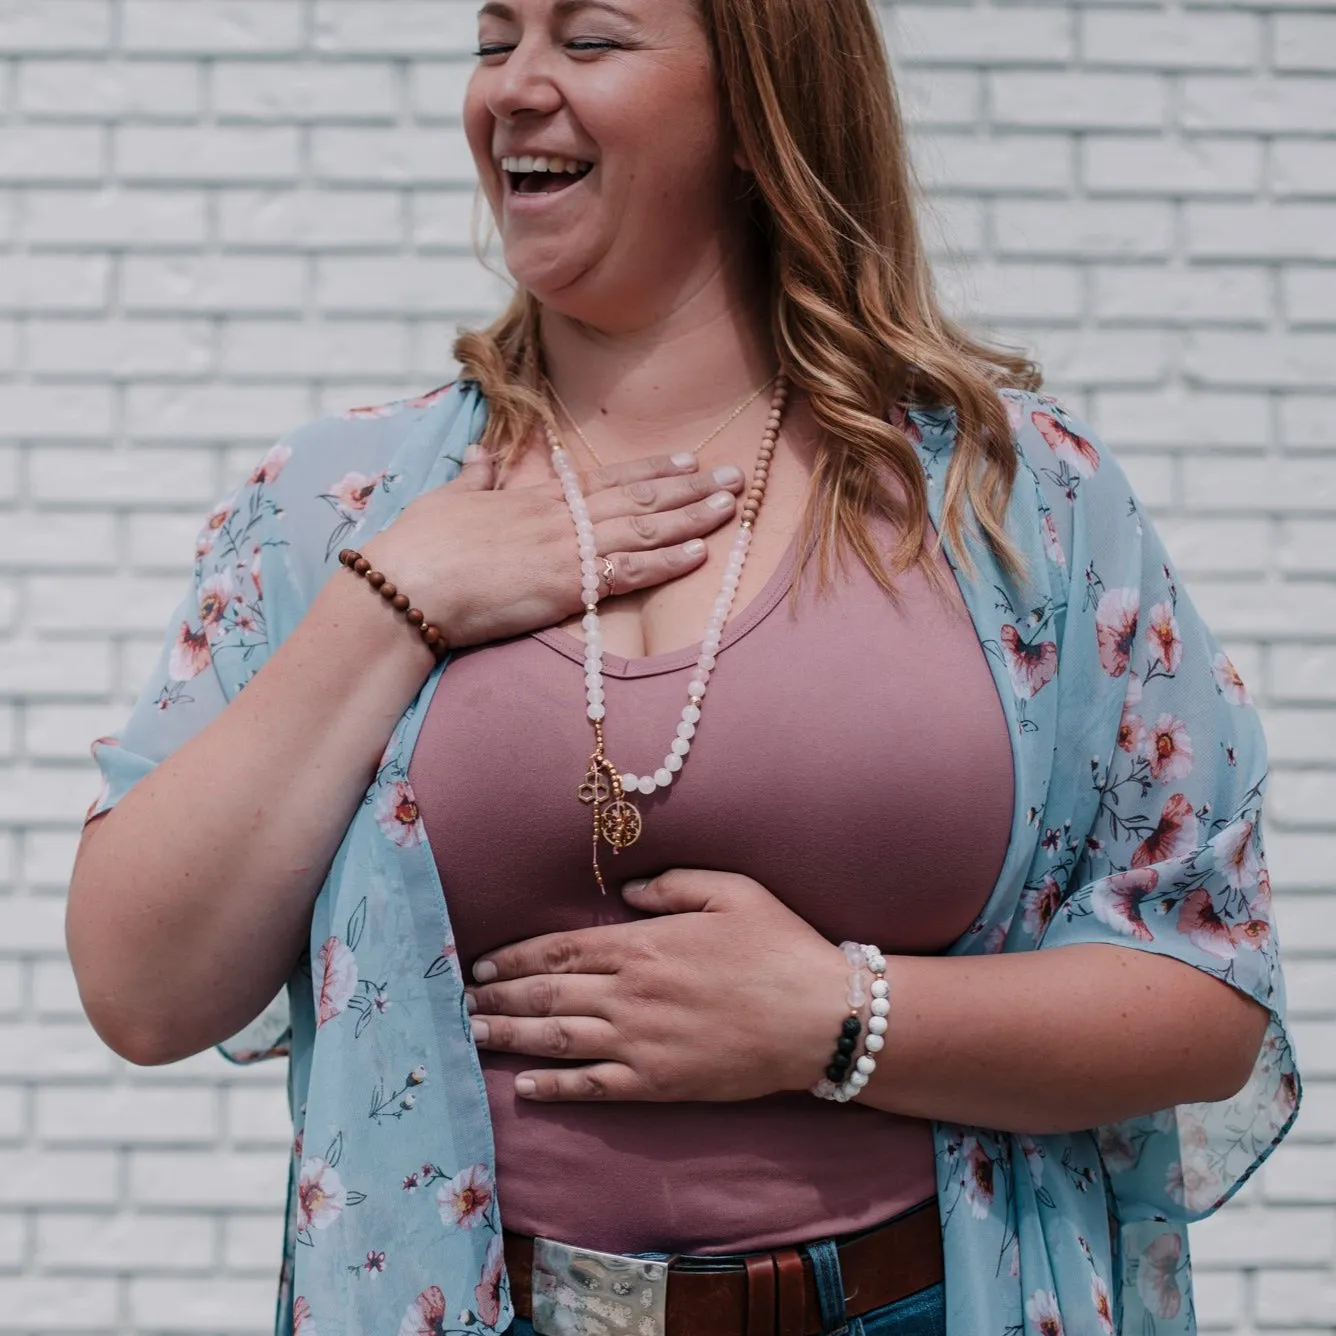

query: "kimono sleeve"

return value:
[85, 437, 299, 1064]
[1028, 398, 1300, 1225]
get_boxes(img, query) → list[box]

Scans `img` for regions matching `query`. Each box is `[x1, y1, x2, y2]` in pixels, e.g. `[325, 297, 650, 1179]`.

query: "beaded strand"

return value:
[338, 548, 449, 661]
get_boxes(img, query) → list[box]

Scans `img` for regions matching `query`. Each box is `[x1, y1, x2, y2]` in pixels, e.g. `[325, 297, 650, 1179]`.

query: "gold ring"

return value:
[600, 556, 617, 599]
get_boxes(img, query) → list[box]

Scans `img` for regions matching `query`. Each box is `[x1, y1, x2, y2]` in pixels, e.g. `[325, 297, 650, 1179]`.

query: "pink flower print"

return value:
[1095, 588, 1139, 678]
[1218, 819, 1260, 891]
[1145, 601, 1182, 673]
[297, 1157, 346, 1234]
[198, 570, 241, 644]
[1041, 510, 1066, 568]
[1092, 868, 1158, 942]
[1131, 793, 1198, 869]
[330, 470, 387, 516]
[1212, 651, 1253, 706]
[1117, 708, 1146, 756]
[1032, 410, 1100, 477]
[1091, 1274, 1114, 1336]
[474, 1235, 506, 1328]
[364, 1251, 386, 1274]
[1005, 396, 1025, 435]
[1233, 917, 1271, 952]
[1250, 867, 1272, 917]
[168, 621, 211, 682]
[293, 1297, 317, 1335]
[1136, 1231, 1183, 1319]
[1021, 874, 1062, 939]
[250, 547, 264, 600]
[196, 501, 233, 556]
[402, 1172, 420, 1192]
[960, 1136, 994, 1220]
[316, 937, 358, 1026]
[1178, 889, 1237, 960]
[249, 442, 291, 486]
[1096, 1122, 1138, 1174]
[1000, 625, 1058, 699]
[1024, 1289, 1064, 1336]
[398, 1286, 448, 1336]
[436, 1163, 493, 1230]
[375, 780, 423, 848]
[1146, 714, 1194, 782]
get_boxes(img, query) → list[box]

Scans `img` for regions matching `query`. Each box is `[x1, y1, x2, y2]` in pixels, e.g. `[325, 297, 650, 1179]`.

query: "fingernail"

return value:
[713, 465, 743, 487]
[671, 452, 696, 469]
[473, 960, 498, 983]
[707, 490, 735, 511]
[515, 1076, 537, 1097]
[683, 539, 707, 557]
[464, 991, 478, 1014]
[623, 879, 650, 896]
[470, 1018, 490, 1044]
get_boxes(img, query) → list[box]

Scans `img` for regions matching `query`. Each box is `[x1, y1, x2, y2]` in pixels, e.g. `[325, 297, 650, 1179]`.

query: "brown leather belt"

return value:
[504, 1201, 943, 1336]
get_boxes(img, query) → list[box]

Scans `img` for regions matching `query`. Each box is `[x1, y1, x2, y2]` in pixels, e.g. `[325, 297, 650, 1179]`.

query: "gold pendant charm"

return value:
[577, 767, 611, 807]
[598, 799, 642, 851]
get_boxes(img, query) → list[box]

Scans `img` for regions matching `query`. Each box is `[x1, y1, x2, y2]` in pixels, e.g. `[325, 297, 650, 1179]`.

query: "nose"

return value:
[486, 40, 564, 123]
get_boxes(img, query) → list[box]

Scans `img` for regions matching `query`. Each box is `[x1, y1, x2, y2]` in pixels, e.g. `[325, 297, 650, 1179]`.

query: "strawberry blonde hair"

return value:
[454, 0, 1041, 586]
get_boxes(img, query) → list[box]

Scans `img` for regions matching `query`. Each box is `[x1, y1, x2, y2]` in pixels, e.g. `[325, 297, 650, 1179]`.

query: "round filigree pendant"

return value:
[598, 800, 642, 851]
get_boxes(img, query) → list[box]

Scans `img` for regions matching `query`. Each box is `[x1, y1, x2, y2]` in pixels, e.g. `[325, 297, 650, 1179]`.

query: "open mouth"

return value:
[500, 154, 595, 197]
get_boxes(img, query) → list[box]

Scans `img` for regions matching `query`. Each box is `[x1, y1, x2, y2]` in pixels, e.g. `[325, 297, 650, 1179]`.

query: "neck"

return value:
[537, 259, 777, 460]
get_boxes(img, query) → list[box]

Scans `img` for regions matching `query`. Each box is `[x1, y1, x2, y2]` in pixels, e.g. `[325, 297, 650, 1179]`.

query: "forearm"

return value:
[67, 575, 433, 1065]
[850, 944, 1269, 1135]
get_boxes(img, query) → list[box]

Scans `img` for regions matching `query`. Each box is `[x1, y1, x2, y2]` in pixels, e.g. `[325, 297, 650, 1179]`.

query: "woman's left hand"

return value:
[465, 870, 850, 1102]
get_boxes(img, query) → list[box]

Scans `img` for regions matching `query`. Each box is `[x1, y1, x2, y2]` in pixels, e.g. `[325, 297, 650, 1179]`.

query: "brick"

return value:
[1092, 265, 1271, 324]
[32, 959, 85, 1019]
[18, 830, 81, 891]
[313, 1, 493, 55]
[27, 575, 184, 634]
[129, 1151, 287, 1210]
[126, 511, 208, 572]
[213, 61, 399, 121]
[38, 1085, 218, 1145]
[226, 1087, 291, 1147]
[1187, 202, 1336, 261]
[130, 1275, 277, 1330]
[218, 319, 410, 379]
[122, 2, 303, 54]
[117, 125, 301, 184]
[35, 1211, 214, 1273]
[218, 188, 403, 249]
[0, 1150, 116, 1206]
[1272, 648, 1336, 704]
[1273, 140, 1336, 200]
[1260, 710, 1336, 766]
[1279, 520, 1336, 575]
[1275, 16, 1336, 74]
[1285, 267, 1336, 327]
[222, 1212, 285, 1273]
[992, 73, 1166, 130]
[1183, 333, 1336, 391]
[0, 385, 116, 439]
[1268, 837, 1336, 894]
[1192, 1269, 1244, 1330]
[0, 642, 113, 700]
[409, 59, 486, 121]
[0, 1276, 119, 1327]
[0, 125, 103, 183]
[1080, 11, 1260, 70]
[315, 254, 507, 313]
[1281, 395, 1336, 450]
[0, 510, 116, 570]
[125, 384, 310, 442]
[310, 125, 474, 185]
[28, 449, 214, 506]
[122, 254, 306, 314]
[18, 61, 201, 119]
[911, 133, 1075, 195]
[0, 895, 68, 954]
[1084, 137, 1262, 198]
[994, 200, 1173, 257]
[26, 703, 125, 761]
[0, 255, 110, 312]
[887, 6, 1073, 65]
[26, 319, 214, 378]
[1155, 516, 1269, 576]
[24, 189, 207, 248]
[1255, 1269, 1336, 1324]
[1093, 389, 1269, 450]
[0, 4, 111, 52]
[1183, 76, 1336, 135]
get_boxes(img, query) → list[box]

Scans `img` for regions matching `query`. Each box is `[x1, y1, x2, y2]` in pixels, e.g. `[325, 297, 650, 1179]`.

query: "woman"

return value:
[67, 1, 1298, 1333]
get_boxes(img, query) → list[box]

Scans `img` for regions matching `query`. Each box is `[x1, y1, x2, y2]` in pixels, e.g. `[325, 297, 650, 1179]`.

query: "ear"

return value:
[733, 144, 754, 173]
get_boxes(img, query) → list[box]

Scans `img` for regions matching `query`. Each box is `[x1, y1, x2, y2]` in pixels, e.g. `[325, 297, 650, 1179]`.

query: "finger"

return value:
[580, 452, 702, 495]
[594, 488, 738, 554]
[597, 541, 710, 597]
[621, 868, 729, 915]
[472, 925, 635, 984]
[466, 973, 611, 1020]
[454, 442, 496, 492]
[513, 1063, 645, 1102]
[583, 465, 745, 525]
[471, 1014, 621, 1062]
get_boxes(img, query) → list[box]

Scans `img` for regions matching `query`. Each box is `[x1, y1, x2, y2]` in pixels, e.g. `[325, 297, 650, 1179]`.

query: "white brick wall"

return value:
[0, 1, 1330, 1331]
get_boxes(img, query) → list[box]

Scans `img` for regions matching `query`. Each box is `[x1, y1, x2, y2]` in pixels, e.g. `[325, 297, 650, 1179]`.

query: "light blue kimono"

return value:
[89, 381, 1299, 1336]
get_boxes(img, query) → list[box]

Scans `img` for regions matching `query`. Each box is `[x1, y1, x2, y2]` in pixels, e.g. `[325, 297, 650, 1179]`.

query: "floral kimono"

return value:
[88, 381, 1299, 1336]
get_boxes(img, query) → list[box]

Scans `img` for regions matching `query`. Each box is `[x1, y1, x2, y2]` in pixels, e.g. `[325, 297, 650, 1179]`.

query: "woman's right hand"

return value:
[361, 449, 746, 650]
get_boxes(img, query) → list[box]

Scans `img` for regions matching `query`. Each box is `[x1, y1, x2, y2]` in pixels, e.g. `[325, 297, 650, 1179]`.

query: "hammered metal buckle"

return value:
[531, 1235, 670, 1336]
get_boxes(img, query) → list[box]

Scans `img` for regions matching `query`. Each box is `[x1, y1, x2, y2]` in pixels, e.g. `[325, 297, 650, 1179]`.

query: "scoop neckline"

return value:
[533, 533, 800, 680]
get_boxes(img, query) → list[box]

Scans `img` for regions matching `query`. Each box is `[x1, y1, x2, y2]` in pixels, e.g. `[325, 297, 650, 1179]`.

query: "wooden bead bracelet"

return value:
[338, 548, 449, 661]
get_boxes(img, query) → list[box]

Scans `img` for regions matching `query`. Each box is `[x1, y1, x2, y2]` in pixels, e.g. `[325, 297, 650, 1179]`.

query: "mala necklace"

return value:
[544, 374, 777, 467]
[543, 373, 791, 894]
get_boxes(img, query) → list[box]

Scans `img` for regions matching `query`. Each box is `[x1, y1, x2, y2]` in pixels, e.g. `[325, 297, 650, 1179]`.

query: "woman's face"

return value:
[465, 0, 745, 328]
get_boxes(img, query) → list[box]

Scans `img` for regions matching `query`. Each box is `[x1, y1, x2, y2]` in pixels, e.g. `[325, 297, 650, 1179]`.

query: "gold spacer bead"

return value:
[689, 696, 703, 707]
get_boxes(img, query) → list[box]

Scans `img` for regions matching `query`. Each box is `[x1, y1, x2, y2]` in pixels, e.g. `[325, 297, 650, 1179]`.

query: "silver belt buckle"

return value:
[531, 1235, 669, 1336]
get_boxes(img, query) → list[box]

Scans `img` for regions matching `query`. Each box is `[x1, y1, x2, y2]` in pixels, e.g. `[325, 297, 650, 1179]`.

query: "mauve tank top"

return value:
[409, 519, 1013, 1254]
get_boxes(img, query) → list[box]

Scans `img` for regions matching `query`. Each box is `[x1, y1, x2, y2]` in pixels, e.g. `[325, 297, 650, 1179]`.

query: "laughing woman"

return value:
[68, 1, 1298, 1334]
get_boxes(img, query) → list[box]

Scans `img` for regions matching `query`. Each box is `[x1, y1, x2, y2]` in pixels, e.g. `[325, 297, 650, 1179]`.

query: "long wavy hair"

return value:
[454, 0, 1042, 587]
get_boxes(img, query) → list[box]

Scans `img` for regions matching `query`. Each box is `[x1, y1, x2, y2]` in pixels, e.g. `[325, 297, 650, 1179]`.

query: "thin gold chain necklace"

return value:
[544, 374, 777, 468]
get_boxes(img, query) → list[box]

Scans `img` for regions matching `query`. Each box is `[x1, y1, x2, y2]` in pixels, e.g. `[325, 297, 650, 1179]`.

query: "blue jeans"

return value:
[504, 1234, 946, 1336]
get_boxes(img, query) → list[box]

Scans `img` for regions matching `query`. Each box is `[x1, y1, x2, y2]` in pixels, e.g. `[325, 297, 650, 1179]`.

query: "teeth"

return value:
[501, 155, 593, 176]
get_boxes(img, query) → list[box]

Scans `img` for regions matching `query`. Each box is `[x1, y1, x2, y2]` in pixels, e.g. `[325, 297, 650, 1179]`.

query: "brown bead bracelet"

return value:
[338, 548, 449, 661]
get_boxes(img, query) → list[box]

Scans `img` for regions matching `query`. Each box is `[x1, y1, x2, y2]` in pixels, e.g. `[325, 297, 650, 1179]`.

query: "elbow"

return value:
[1195, 1003, 1271, 1106]
[75, 983, 201, 1068]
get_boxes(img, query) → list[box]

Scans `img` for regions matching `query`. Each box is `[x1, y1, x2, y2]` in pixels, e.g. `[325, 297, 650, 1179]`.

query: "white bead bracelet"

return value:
[812, 942, 888, 1104]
